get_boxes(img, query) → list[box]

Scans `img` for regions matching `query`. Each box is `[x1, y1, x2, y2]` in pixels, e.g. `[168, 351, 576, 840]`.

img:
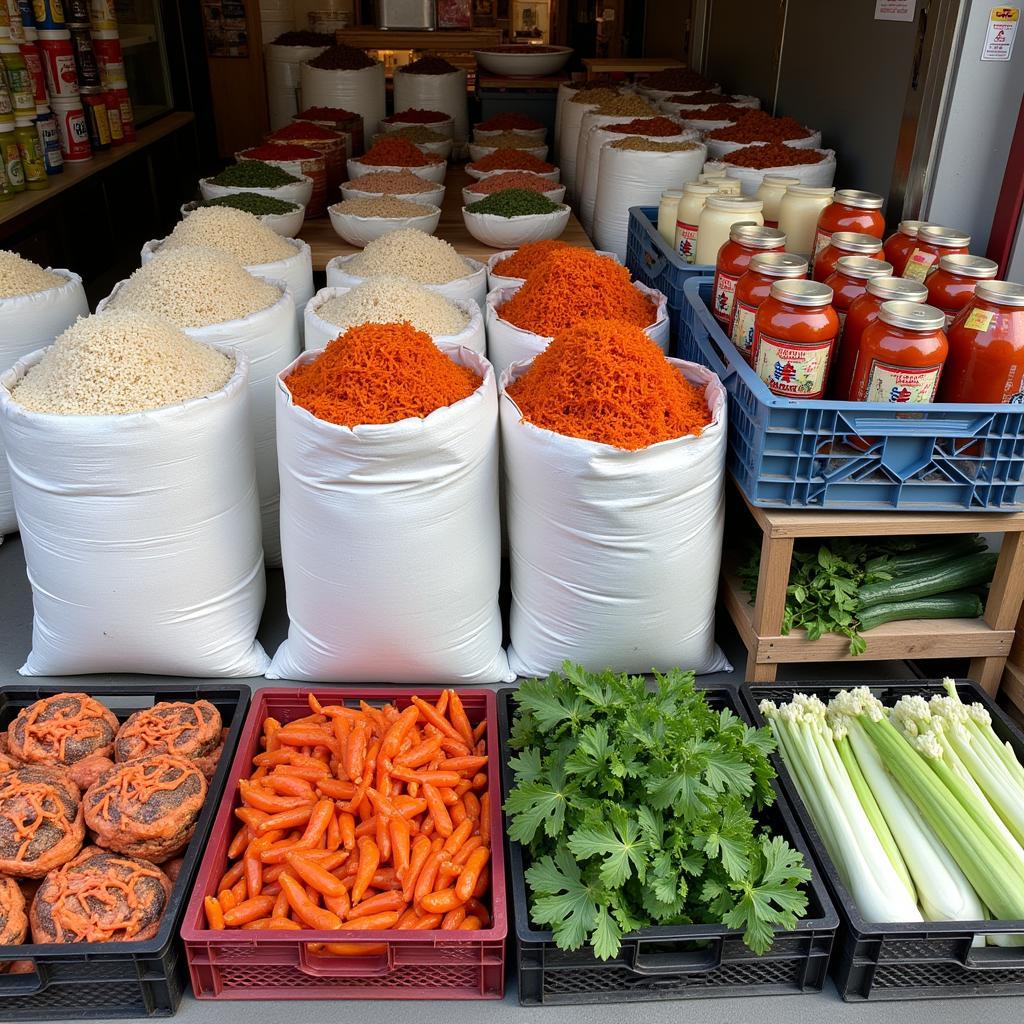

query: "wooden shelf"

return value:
[337, 29, 502, 50]
[582, 57, 685, 76]
[0, 111, 195, 228]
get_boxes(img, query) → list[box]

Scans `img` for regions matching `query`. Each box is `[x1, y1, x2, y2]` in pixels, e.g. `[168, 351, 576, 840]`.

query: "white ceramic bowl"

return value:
[462, 204, 570, 248]
[380, 116, 455, 139]
[372, 133, 454, 161]
[181, 199, 306, 237]
[473, 125, 546, 144]
[346, 158, 447, 184]
[328, 202, 441, 247]
[465, 163, 560, 183]
[468, 142, 548, 164]
[463, 182, 565, 206]
[341, 182, 446, 206]
[199, 174, 314, 207]
[472, 45, 573, 77]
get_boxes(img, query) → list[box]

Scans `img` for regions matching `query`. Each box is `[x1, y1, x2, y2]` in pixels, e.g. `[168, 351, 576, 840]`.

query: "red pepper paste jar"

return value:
[813, 189, 885, 260]
[900, 224, 970, 282]
[850, 301, 948, 403]
[813, 231, 884, 282]
[824, 255, 894, 337]
[751, 279, 840, 399]
[883, 220, 930, 276]
[711, 223, 786, 327]
[939, 281, 1024, 404]
[729, 252, 808, 361]
[926, 254, 998, 327]
[830, 276, 927, 400]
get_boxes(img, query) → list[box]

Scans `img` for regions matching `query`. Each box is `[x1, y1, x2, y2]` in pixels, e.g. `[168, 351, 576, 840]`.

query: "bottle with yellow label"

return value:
[0, 123, 25, 192]
[14, 115, 46, 189]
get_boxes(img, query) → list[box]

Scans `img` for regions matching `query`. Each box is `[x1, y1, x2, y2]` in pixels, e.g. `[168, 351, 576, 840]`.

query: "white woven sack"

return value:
[485, 247, 620, 292]
[268, 347, 512, 683]
[0, 269, 88, 535]
[660, 95, 759, 118]
[592, 140, 708, 261]
[393, 67, 468, 145]
[303, 286, 485, 356]
[724, 148, 837, 197]
[265, 44, 328, 131]
[300, 60, 386, 138]
[0, 346, 269, 677]
[500, 357, 730, 678]
[99, 280, 299, 569]
[558, 99, 598, 201]
[326, 253, 488, 311]
[706, 130, 823, 161]
[553, 81, 580, 162]
[486, 282, 669, 382]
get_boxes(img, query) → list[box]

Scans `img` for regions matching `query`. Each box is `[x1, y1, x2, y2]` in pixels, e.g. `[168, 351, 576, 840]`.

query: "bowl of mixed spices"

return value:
[347, 136, 447, 184]
[473, 112, 546, 144]
[462, 188, 570, 248]
[371, 126, 454, 160]
[341, 169, 446, 206]
[182, 193, 306, 236]
[328, 195, 442, 247]
[198, 160, 314, 208]
[468, 132, 549, 164]
[461, 170, 565, 206]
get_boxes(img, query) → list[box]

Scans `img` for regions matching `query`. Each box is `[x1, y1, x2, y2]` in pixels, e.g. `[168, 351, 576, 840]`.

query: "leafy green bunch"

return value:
[504, 664, 811, 959]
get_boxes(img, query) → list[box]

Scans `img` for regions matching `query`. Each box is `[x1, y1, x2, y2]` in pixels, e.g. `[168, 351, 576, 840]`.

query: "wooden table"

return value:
[298, 164, 592, 272]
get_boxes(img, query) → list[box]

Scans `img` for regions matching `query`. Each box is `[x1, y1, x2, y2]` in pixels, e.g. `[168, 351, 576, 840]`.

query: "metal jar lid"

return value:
[834, 188, 884, 210]
[684, 181, 720, 195]
[828, 231, 884, 254]
[866, 276, 928, 302]
[730, 224, 786, 248]
[937, 253, 998, 279]
[705, 195, 763, 211]
[975, 280, 1024, 307]
[878, 301, 946, 330]
[834, 255, 894, 280]
[897, 219, 929, 238]
[761, 174, 800, 188]
[917, 224, 971, 248]
[749, 252, 808, 278]
[770, 279, 833, 306]
[785, 184, 835, 198]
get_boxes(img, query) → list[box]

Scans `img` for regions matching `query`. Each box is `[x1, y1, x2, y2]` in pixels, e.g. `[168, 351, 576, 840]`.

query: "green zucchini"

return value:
[858, 591, 984, 633]
[883, 536, 987, 577]
[856, 551, 999, 610]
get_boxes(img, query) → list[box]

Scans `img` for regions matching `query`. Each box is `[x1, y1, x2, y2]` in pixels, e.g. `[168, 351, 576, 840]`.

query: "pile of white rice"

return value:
[160, 206, 296, 266]
[346, 229, 471, 284]
[9, 310, 235, 415]
[0, 250, 64, 298]
[107, 248, 281, 328]
[316, 278, 468, 336]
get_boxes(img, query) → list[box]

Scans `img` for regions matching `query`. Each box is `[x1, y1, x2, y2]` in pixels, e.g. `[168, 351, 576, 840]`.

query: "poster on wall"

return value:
[202, 0, 250, 58]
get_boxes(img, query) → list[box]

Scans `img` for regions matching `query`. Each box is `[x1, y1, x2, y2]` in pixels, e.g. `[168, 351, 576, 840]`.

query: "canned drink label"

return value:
[712, 271, 740, 323]
[963, 307, 996, 332]
[675, 220, 698, 263]
[864, 360, 942, 404]
[902, 248, 937, 281]
[753, 334, 832, 398]
[731, 300, 758, 357]
[813, 229, 832, 258]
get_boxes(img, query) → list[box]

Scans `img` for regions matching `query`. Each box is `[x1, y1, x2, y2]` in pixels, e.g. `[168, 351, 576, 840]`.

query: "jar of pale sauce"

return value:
[777, 184, 835, 258]
[694, 195, 764, 266]
[674, 181, 719, 263]
[756, 174, 800, 229]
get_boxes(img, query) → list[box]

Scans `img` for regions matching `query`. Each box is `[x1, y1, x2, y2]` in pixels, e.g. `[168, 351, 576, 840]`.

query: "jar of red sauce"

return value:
[900, 224, 970, 282]
[729, 252, 808, 360]
[926, 254, 998, 327]
[813, 189, 885, 259]
[824, 255, 894, 336]
[884, 220, 930, 276]
[850, 301, 948, 403]
[939, 281, 1024, 404]
[813, 231, 884, 282]
[712, 223, 786, 327]
[751, 279, 839, 399]
[829, 276, 927, 399]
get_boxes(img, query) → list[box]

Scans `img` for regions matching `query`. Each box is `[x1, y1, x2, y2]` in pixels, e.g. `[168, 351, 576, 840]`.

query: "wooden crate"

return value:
[723, 484, 1024, 693]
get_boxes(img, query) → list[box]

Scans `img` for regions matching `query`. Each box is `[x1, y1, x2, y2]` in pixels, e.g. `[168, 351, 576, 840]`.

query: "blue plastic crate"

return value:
[625, 206, 713, 339]
[680, 276, 1024, 511]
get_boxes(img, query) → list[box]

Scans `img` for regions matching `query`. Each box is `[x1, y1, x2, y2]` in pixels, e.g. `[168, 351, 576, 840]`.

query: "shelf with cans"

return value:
[0, 0, 136, 199]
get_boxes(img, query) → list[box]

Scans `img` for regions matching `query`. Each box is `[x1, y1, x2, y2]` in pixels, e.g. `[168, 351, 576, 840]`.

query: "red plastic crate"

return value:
[181, 687, 506, 1000]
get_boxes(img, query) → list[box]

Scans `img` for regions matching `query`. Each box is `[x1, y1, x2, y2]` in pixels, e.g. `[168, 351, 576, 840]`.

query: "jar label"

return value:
[902, 248, 937, 281]
[865, 359, 942, 404]
[675, 220, 698, 263]
[753, 334, 832, 398]
[731, 300, 758, 356]
[712, 271, 739, 323]
[813, 229, 832, 258]
[4, 143, 24, 186]
[963, 307, 996, 332]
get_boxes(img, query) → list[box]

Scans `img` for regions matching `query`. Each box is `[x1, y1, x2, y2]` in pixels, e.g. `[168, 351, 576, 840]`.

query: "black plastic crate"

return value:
[0, 682, 250, 1020]
[742, 678, 1024, 1001]
[497, 684, 838, 1006]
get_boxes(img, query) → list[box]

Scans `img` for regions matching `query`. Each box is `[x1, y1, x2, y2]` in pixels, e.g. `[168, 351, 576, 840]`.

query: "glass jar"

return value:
[674, 181, 719, 263]
[713, 177, 742, 196]
[813, 189, 885, 259]
[883, 220, 930, 275]
[756, 174, 800, 228]
[900, 224, 970, 282]
[694, 195, 764, 266]
[657, 188, 683, 247]
[730, 252, 808, 361]
[711, 223, 786, 327]
[813, 231, 885, 282]
[830, 276, 927, 400]
[751, 279, 840, 399]
[850, 301, 948, 403]
[939, 281, 1024, 404]
[777, 184, 836, 258]
[824, 255, 894, 336]
[926, 254, 998, 327]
